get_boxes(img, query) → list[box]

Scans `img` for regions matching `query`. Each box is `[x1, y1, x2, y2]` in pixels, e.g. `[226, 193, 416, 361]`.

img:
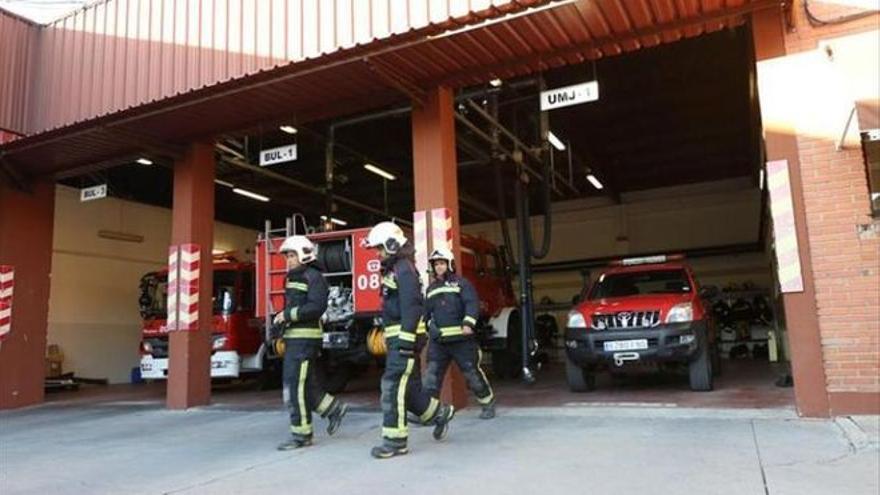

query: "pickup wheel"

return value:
[565, 354, 596, 392]
[689, 339, 714, 392]
[711, 343, 722, 378]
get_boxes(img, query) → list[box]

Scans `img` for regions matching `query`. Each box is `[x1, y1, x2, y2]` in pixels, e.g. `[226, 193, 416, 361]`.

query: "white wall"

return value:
[463, 178, 771, 315]
[47, 186, 258, 384]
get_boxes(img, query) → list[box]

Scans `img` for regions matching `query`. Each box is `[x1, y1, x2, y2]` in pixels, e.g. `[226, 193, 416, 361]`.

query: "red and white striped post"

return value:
[0, 266, 13, 347]
[167, 244, 201, 331]
[430, 208, 453, 253]
[767, 160, 805, 293]
[413, 211, 430, 292]
[414, 208, 454, 292]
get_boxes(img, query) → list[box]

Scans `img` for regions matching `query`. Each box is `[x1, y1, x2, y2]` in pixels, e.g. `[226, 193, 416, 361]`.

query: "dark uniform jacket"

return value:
[282, 265, 328, 340]
[380, 254, 424, 352]
[424, 273, 479, 343]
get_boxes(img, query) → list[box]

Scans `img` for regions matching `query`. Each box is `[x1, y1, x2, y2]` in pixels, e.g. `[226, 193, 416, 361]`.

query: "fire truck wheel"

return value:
[319, 360, 352, 394]
[491, 311, 524, 379]
[257, 358, 283, 390]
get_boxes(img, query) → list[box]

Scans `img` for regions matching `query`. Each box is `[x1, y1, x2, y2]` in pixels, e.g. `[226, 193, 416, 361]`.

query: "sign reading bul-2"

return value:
[80, 184, 108, 202]
[259, 144, 297, 167]
[540, 81, 599, 111]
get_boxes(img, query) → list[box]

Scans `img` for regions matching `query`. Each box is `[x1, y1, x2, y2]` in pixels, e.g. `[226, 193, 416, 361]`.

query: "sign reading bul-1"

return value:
[540, 81, 599, 111]
[259, 144, 297, 167]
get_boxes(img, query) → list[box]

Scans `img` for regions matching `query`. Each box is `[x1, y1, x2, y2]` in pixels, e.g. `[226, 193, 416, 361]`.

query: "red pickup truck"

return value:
[564, 255, 719, 392]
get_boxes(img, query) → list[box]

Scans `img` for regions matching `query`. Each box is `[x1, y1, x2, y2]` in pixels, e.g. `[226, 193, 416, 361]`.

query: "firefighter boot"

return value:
[432, 404, 456, 441]
[326, 402, 349, 436]
[479, 399, 496, 420]
[277, 435, 313, 451]
[370, 438, 408, 459]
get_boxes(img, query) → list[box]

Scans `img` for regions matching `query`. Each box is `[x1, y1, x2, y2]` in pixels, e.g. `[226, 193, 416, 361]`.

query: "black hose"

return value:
[494, 160, 518, 267]
[525, 160, 553, 260]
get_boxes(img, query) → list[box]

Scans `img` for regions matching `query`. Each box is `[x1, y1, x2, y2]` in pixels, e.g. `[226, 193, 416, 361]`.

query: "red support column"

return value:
[412, 86, 468, 409]
[751, 10, 830, 417]
[167, 142, 215, 409]
[0, 181, 55, 409]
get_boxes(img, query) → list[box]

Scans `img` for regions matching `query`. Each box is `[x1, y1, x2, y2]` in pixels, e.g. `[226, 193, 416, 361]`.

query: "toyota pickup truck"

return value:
[564, 255, 718, 392]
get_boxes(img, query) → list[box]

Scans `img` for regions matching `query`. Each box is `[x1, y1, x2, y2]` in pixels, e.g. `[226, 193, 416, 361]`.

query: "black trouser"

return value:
[283, 338, 337, 438]
[424, 338, 494, 406]
[380, 337, 440, 442]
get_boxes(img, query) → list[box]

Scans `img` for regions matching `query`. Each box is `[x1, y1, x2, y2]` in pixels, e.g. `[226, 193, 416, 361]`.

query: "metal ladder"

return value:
[262, 213, 308, 342]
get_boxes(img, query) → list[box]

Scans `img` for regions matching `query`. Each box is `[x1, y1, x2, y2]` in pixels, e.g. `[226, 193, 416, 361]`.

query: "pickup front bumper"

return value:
[565, 321, 707, 367]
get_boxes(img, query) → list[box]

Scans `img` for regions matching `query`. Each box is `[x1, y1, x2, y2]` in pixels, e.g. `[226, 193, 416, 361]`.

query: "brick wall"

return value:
[783, 2, 879, 398]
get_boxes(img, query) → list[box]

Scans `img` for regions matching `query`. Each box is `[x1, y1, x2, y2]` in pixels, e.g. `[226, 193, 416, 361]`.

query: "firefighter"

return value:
[363, 222, 455, 459]
[423, 247, 496, 420]
[273, 235, 349, 450]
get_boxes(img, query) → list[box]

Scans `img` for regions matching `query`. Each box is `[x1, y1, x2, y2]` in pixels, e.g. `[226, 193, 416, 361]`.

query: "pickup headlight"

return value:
[666, 303, 694, 323]
[212, 335, 228, 350]
[567, 311, 588, 328]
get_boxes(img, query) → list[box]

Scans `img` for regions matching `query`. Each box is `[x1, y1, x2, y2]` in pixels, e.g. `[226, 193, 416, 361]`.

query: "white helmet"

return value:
[364, 222, 408, 254]
[429, 247, 455, 273]
[279, 235, 317, 264]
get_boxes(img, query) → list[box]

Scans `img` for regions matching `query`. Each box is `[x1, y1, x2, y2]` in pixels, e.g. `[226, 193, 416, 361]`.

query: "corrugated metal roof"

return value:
[0, 10, 38, 135]
[23, 0, 532, 134]
[0, 0, 782, 177]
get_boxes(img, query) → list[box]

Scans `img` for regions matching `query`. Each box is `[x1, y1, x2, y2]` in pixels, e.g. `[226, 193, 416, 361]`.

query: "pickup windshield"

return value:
[589, 269, 691, 300]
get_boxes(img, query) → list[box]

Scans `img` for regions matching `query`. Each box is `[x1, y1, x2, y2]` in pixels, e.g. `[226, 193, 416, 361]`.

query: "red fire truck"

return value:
[138, 255, 265, 381]
[256, 221, 521, 392]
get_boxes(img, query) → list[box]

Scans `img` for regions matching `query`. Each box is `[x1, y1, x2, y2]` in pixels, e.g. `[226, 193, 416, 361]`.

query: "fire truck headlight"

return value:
[212, 336, 228, 351]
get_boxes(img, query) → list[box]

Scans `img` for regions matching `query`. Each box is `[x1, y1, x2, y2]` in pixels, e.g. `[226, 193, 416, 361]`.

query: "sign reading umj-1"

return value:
[259, 144, 297, 167]
[540, 81, 599, 111]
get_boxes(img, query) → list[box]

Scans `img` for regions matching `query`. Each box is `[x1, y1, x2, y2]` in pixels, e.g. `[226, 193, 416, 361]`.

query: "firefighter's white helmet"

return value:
[429, 246, 455, 272]
[279, 235, 317, 264]
[365, 222, 408, 254]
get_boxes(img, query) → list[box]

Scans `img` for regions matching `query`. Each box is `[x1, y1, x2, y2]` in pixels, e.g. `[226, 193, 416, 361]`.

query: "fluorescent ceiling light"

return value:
[759, 169, 765, 190]
[212, 249, 225, 255]
[214, 179, 235, 188]
[321, 215, 348, 227]
[489, 78, 503, 87]
[586, 174, 604, 190]
[364, 163, 396, 181]
[279, 125, 298, 135]
[97, 230, 144, 243]
[547, 132, 566, 151]
[136, 158, 153, 166]
[232, 188, 270, 202]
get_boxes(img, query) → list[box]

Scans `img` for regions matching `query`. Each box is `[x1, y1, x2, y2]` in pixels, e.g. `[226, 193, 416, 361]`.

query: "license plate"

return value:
[604, 339, 648, 352]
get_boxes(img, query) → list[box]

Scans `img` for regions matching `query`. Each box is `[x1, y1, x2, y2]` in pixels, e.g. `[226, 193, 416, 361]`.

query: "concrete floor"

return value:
[42, 359, 795, 412]
[1, 400, 877, 495]
[5, 359, 851, 495]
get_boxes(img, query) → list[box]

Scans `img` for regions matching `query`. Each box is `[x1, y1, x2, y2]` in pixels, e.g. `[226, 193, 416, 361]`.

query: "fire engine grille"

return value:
[591, 311, 661, 330]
